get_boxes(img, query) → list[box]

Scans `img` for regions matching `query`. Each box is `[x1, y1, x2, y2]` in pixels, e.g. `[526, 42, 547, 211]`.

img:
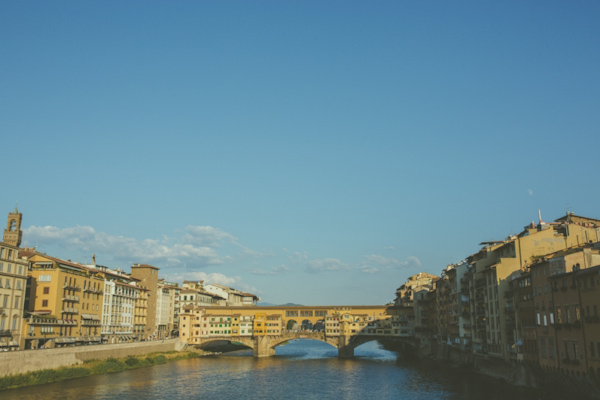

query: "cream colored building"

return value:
[0, 208, 28, 349]
[156, 281, 176, 339]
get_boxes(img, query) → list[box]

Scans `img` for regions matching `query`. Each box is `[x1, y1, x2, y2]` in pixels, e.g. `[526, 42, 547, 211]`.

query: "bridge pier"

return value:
[338, 335, 354, 358]
[253, 336, 275, 357]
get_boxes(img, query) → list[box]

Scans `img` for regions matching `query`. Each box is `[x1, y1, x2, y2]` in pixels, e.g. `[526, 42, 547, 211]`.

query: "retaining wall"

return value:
[0, 339, 185, 377]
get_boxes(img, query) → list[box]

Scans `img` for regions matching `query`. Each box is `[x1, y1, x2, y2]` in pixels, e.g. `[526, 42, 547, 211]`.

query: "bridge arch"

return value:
[342, 335, 417, 357]
[194, 337, 255, 352]
[268, 334, 338, 351]
[286, 319, 298, 330]
[300, 319, 313, 331]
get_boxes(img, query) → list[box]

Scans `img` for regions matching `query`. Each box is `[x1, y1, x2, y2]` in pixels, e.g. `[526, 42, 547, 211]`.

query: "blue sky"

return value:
[2, 1, 599, 305]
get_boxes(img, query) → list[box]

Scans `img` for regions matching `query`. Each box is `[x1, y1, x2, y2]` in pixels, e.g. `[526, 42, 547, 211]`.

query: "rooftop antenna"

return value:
[538, 209, 544, 225]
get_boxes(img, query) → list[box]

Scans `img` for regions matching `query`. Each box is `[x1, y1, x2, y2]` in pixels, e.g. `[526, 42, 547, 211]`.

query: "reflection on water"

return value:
[2, 340, 546, 400]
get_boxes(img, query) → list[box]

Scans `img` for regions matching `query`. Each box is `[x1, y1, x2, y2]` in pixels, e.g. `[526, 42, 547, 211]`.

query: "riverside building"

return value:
[0, 208, 28, 350]
[24, 253, 104, 349]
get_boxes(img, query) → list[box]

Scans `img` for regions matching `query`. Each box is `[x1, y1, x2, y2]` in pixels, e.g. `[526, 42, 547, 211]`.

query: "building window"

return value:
[42, 300, 48, 307]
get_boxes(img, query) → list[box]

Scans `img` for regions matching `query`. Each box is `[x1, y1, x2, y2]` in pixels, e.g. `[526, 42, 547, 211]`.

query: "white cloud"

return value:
[401, 256, 421, 268]
[23, 224, 250, 269]
[359, 254, 421, 273]
[360, 265, 380, 274]
[290, 251, 309, 264]
[305, 258, 348, 273]
[527, 189, 534, 196]
[166, 271, 241, 286]
[182, 226, 237, 247]
[249, 265, 290, 275]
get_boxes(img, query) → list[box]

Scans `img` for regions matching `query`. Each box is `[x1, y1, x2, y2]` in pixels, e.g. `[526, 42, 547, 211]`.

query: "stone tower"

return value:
[131, 264, 159, 338]
[3, 206, 22, 247]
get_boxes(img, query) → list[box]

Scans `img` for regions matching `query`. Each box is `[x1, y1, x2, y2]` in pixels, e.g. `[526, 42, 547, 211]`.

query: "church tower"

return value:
[3, 206, 23, 247]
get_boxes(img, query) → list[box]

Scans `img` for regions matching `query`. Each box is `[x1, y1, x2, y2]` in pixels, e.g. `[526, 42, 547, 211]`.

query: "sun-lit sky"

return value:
[2, 1, 600, 305]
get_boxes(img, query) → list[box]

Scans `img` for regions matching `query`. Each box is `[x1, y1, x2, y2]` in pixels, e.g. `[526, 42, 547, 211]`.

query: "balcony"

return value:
[63, 284, 81, 291]
[62, 307, 79, 314]
[0, 329, 12, 337]
[62, 295, 80, 302]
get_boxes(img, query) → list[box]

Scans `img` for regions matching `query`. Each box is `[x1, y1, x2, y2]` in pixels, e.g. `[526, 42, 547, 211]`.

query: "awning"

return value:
[9, 341, 18, 347]
[0, 342, 8, 347]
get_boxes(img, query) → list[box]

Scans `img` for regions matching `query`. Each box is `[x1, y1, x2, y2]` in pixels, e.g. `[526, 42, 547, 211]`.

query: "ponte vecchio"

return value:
[179, 305, 416, 357]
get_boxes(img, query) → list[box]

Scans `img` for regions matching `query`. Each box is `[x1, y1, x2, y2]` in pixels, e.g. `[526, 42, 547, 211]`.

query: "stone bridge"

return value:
[192, 331, 417, 358]
[181, 305, 418, 357]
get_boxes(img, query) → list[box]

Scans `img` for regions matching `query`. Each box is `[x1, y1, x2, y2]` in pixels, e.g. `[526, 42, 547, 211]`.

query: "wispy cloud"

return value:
[23, 224, 262, 269]
[249, 265, 290, 275]
[359, 254, 421, 273]
[305, 258, 348, 273]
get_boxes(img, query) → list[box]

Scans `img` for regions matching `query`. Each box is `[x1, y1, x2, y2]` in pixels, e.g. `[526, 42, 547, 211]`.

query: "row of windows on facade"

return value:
[284, 310, 327, 317]
[536, 337, 600, 361]
[0, 315, 20, 331]
[0, 262, 24, 275]
[0, 278, 23, 290]
[2, 294, 21, 309]
[535, 306, 599, 327]
[0, 248, 16, 260]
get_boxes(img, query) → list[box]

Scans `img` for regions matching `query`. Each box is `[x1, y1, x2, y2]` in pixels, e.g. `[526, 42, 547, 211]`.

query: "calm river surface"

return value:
[4, 340, 543, 400]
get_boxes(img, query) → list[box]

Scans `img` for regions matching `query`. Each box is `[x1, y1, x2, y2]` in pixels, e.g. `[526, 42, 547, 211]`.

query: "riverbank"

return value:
[0, 350, 205, 391]
[0, 338, 184, 378]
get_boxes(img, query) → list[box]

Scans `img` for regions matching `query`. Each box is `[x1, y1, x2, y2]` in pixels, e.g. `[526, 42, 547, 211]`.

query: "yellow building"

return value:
[253, 312, 266, 336]
[23, 254, 104, 349]
[465, 213, 600, 359]
[0, 208, 28, 349]
[134, 286, 149, 340]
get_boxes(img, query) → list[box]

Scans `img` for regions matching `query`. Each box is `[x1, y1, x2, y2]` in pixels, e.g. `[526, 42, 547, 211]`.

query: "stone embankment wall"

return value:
[0, 339, 185, 377]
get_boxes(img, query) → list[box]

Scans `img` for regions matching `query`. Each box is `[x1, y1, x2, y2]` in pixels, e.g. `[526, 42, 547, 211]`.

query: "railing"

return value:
[62, 295, 80, 302]
[63, 284, 82, 291]
[62, 307, 79, 314]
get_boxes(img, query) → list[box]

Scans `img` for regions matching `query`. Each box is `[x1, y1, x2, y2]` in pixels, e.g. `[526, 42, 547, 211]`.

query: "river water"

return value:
[3, 340, 543, 400]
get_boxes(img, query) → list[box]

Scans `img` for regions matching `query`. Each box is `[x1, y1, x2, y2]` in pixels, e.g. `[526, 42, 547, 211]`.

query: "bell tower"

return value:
[3, 206, 23, 247]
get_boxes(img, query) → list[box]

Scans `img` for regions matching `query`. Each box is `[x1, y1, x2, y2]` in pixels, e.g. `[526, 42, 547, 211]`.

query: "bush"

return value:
[92, 358, 125, 375]
[125, 357, 140, 367]
[153, 355, 167, 364]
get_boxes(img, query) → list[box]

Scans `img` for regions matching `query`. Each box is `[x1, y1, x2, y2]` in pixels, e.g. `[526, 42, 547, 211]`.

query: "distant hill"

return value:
[257, 302, 304, 307]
